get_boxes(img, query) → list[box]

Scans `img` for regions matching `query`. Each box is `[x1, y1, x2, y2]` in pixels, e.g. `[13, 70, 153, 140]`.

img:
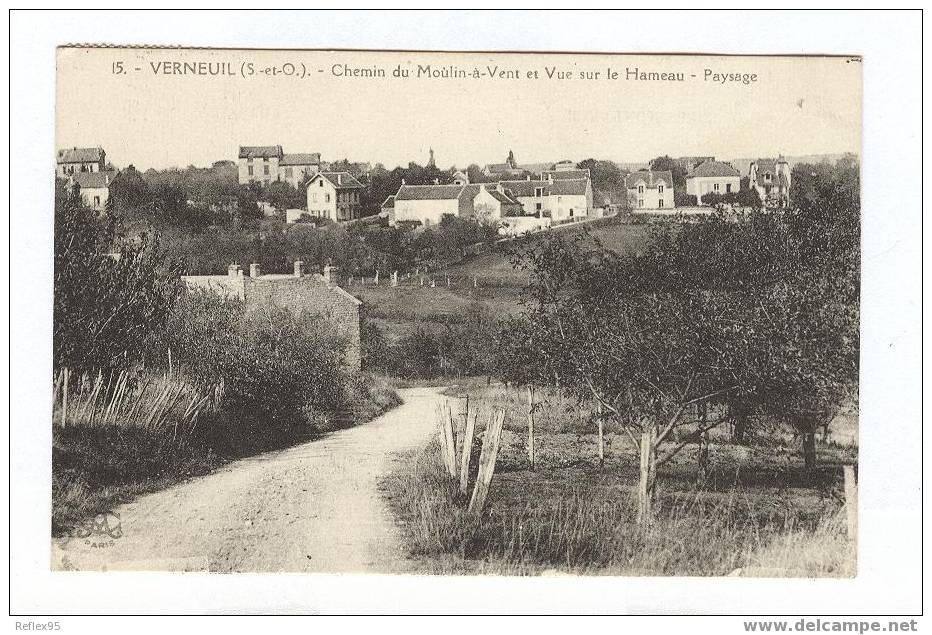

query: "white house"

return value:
[685, 160, 741, 203]
[471, 184, 523, 224]
[392, 184, 470, 227]
[57, 147, 106, 176]
[70, 171, 116, 211]
[305, 171, 364, 222]
[625, 170, 674, 210]
[749, 156, 791, 206]
[238, 145, 322, 187]
[498, 176, 592, 221]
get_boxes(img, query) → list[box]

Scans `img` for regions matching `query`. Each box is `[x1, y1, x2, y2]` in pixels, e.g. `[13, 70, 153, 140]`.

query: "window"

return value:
[726, 183, 732, 193]
[638, 199, 644, 208]
[93, 196, 100, 207]
[263, 157, 269, 163]
[535, 202, 542, 212]
[658, 199, 664, 208]
[263, 165, 269, 175]
[325, 194, 331, 203]
[285, 167, 293, 177]
[764, 172, 772, 181]
[713, 183, 720, 191]
[311, 193, 317, 203]
[319, 180, 323, 187]
[247, 166, 253, 176]
[569, 208, 574, 217]
[637, 185, 644, 194]
[534, 187, 544, 197]
[658, 185, 664, 194]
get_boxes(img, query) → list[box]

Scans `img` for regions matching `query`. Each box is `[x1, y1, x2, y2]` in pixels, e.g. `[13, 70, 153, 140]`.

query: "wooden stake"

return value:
[526, 385, 536, 471]
[459, 410, 477, 496]
[637, 431, 653, 525]
[597, 402, 605, 468]
[843, 465, 858, 543]
[436, 402, 457, 480]
[468, 409, 506, 514]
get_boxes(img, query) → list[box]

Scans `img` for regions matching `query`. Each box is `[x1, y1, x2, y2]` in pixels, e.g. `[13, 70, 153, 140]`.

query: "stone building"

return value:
[181, 262, 362, 370]
[57, 147, 107, 176]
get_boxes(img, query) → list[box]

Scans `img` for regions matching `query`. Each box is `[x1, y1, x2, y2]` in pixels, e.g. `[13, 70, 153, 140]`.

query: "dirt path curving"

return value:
[51, 387, 444, 573]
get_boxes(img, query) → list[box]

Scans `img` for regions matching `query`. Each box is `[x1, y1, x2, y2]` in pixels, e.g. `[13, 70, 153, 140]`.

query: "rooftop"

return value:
[57, 147, 104, 164]
[238, 145, 283, 159]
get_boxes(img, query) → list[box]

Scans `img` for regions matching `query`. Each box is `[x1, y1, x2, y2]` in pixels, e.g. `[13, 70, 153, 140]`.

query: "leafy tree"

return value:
[648, 155, 687, 191]
[53, 182, 180, 373]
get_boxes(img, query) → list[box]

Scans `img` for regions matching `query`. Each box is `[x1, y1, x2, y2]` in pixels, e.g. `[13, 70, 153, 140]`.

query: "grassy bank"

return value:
[381, 384, 857, 576]
[52, 369, 400, 536]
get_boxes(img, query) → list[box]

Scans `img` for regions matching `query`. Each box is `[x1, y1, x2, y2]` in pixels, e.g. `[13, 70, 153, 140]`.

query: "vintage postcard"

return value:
[50, 46, 861, 579]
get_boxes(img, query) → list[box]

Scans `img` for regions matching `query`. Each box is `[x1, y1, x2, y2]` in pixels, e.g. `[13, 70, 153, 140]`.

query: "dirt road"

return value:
[51, 387, 443, 573]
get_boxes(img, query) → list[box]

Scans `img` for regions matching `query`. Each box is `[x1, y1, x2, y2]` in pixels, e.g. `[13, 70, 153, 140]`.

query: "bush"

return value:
[159, 291, 349, 449]
[53, 185, 180, 373]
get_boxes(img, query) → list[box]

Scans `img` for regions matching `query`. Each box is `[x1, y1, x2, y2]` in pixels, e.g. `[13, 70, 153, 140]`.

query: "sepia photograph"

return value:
[50, 46, 862, 577]
[7, 8, 923, 620]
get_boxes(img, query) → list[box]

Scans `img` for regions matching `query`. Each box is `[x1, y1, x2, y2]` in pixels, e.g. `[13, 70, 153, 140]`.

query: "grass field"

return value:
[381, 383, 858, 576]
[347, 219, 653, 342]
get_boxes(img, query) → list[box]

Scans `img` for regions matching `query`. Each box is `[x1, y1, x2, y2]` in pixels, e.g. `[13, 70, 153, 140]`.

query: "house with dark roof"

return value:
[540, 168, 591, 182]
[685, 160, 740, 204]
[392, 184, 471, 227]
[625, 170, 674, 210]
[279, 153, 322, 188]
[499, 175, 592, 221]
[749, 156, 791, 206]
[237, 145, 322, 186]
[69, 170, 117, 211]
[305, 172, 364, 222]
[57, 147, 107, 176]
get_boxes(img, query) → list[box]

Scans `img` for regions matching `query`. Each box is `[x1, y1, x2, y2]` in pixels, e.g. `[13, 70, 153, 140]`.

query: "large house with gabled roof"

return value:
[305, 171, 364, 222]
[749, 156, 791, 207]
[237, 145, 322, 187]
[625, 170, 674, 210]
[685, 160, 741, 203]
[57, 147, 107, 176]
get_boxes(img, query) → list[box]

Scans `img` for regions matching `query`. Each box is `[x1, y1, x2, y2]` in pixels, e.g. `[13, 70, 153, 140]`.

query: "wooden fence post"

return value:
[597, 402, 605, 468]
[526, 385, 536, 471]
[843, 465, 858, 543]
[459, 410, 477, 496]
[436, 401, 457, 480]
[468, 409, 506, 514]
[637, 431, 653, 525]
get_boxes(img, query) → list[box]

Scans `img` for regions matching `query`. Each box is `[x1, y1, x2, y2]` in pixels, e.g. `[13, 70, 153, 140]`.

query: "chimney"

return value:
[228, 263, 240, 278]
[547, 174, 553, 184]
[294, 260, 305, 278]
[323, 264, 341, 286]
[526, 175, 531, 181]
[337, 174, 342, 185]
[249, 263, 261, 278]
[401, 178, 406, 185]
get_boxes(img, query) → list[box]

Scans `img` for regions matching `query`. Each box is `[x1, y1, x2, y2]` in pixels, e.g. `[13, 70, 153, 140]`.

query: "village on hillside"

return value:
[60, 143, 809, 234]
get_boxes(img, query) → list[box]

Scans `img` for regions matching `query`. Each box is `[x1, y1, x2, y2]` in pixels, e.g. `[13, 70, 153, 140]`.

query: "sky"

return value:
[56, 48, 862, 171]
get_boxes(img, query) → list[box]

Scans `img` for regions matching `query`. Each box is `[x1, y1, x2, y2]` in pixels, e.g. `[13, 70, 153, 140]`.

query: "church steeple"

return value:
[428, 147, 436, 168]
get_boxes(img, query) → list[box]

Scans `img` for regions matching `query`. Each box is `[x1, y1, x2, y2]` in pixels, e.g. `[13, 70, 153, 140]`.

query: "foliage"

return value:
[497, 159, 860, 468]
[53, 183, 180, 373]
[649, 155, 687, 190]
[159, 291, 349, 442]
